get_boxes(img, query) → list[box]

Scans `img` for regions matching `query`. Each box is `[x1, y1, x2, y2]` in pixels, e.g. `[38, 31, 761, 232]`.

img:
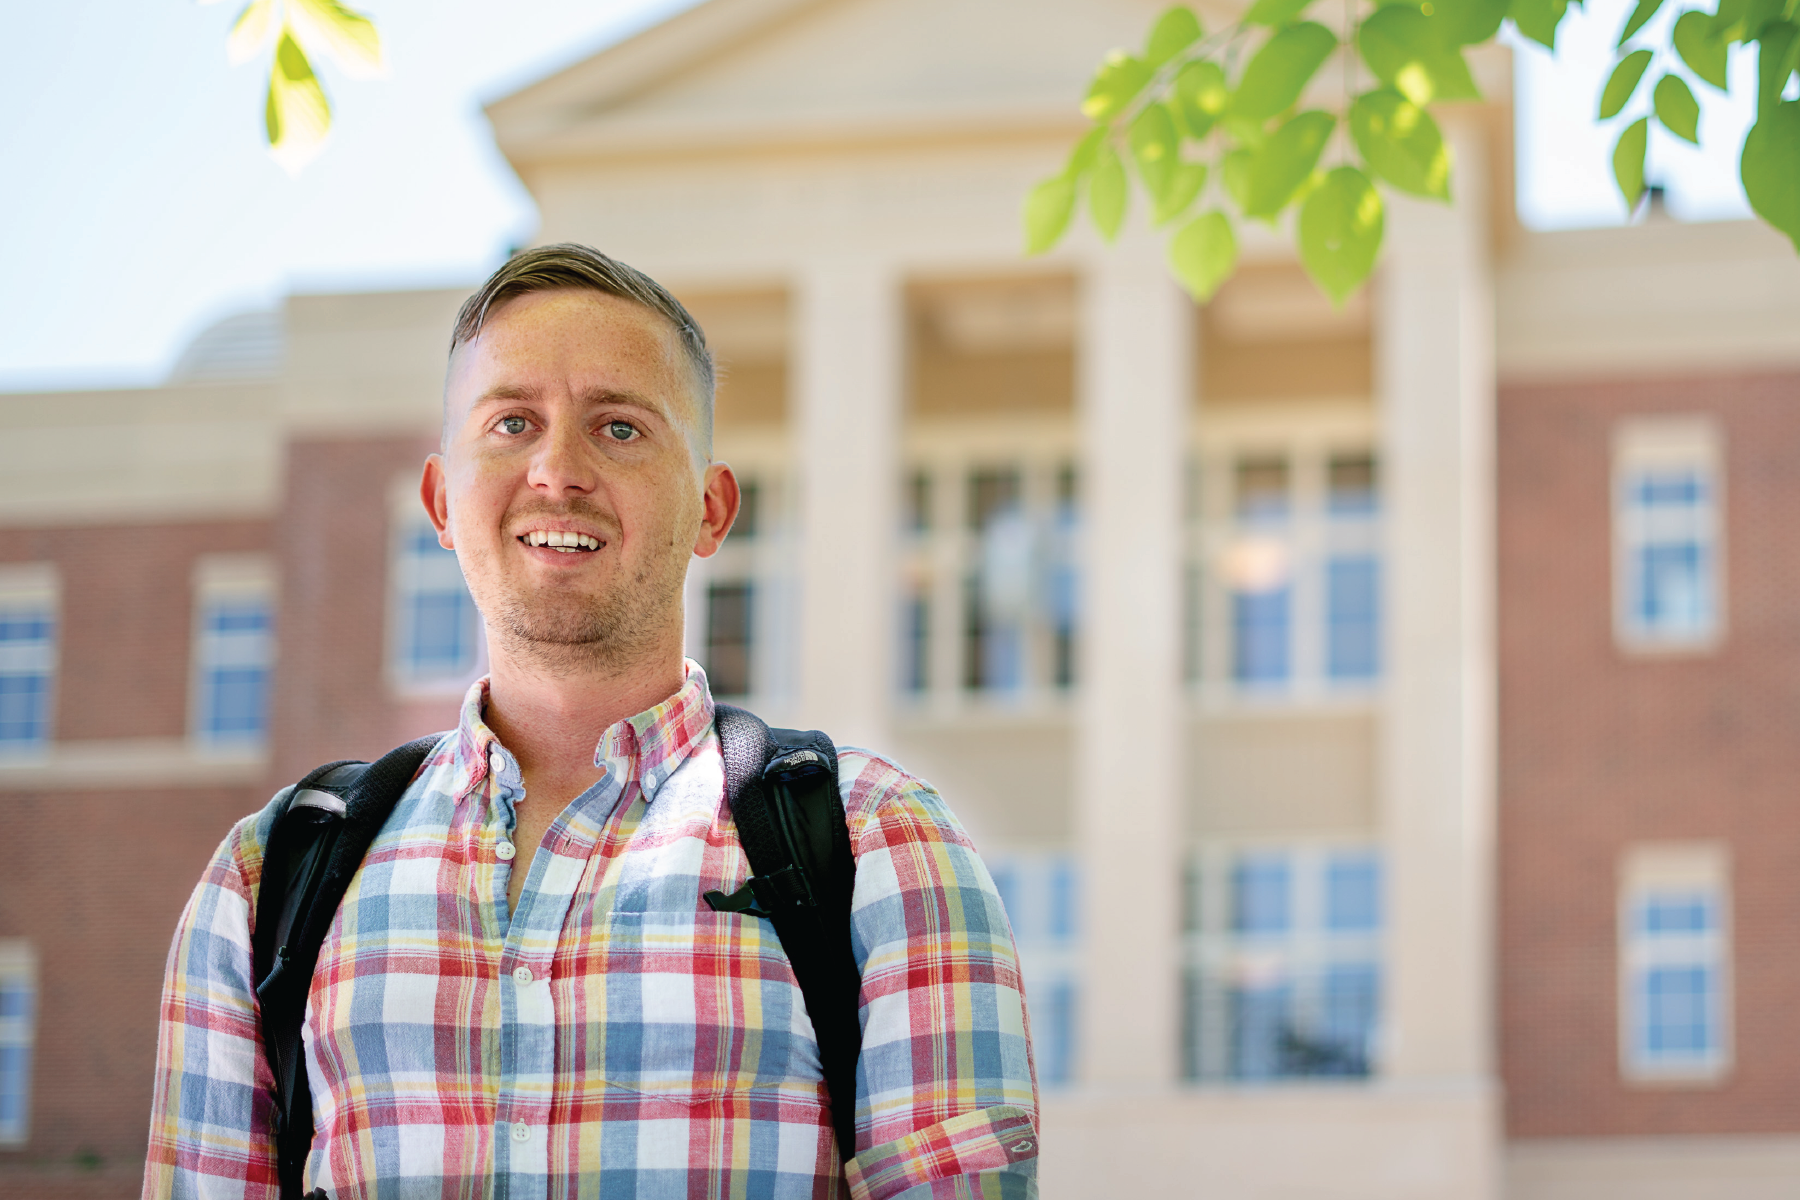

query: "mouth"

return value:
[517, 528, 604, 554]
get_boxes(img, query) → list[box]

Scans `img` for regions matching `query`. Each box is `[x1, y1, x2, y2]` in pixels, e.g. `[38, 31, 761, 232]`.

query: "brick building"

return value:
[3, 0, 1800, 1196]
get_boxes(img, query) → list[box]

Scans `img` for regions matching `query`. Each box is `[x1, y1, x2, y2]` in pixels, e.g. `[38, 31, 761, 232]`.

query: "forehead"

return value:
[446, 288, 690, 412]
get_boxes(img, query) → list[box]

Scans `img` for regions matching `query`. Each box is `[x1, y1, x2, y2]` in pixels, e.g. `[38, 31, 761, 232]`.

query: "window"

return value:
[902, 457, 1079, 705]
[1230, 457, 1293, 686]
[191, 556, 275, 749]
[705, 582, 754, 697]
[1620, 842, 1731, 1082]
[391, 517, 481, 688]
[987, 851, 1079, 1085]
[1185, 846, 1383, 1081]
[0, 941, 35, 1146]
[1614, 419, 1722, 652]
[1189, 445, 1382, 701]
[0, 566, 57, 753]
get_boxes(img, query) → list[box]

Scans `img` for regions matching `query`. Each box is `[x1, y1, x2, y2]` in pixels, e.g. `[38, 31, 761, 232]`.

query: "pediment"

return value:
[489, 0, 1214, 163]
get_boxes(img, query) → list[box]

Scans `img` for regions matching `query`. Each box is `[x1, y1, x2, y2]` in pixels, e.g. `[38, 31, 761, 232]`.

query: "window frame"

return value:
[1611, 417, 1725, 656]
[1618, 841, 1733, 1085]
[189, 555, 276, 753]
[0, 939, 37, 1148]
[386, 479, 486, 696]
[0, 564, 59, 758]
[1183, 840, 1386, 1083]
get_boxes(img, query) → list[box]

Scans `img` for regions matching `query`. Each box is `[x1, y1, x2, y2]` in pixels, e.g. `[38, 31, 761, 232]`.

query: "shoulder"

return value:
[833, 745, 973, 857]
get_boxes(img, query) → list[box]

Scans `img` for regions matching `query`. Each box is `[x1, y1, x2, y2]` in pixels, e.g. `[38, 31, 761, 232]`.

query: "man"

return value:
[143, 245, 1039, 1199]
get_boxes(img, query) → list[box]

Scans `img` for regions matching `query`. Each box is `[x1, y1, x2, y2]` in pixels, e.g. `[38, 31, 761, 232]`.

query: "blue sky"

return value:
[0, 0, 1756, 390]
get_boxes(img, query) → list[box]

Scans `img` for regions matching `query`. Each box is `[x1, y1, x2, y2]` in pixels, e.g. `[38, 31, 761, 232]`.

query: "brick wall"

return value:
[0, 521, 271, 742]
[0, 437, 464, 1194]
[1499, 369, 1800, 1138]
[272, 436, 463, 783]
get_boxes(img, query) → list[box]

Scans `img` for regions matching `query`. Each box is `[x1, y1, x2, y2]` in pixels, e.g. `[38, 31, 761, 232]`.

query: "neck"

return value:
[481, 632, 687, 782]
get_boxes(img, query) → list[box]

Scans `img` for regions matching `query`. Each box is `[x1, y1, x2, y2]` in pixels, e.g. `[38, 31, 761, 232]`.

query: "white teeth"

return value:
[522, 529, 599, 550]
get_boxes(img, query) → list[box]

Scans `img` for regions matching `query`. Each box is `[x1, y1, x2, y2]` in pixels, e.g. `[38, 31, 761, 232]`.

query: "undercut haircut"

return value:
[448, 243, 715, 455]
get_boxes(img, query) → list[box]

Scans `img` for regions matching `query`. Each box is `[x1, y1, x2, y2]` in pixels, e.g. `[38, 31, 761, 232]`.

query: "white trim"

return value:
[1611, 416, 1724, 656]
[1617, 841, 1733, 1085]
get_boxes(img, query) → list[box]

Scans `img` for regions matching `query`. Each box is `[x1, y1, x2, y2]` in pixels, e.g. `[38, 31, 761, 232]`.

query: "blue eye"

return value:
[498, 417, 529, 435]
[607, 421, 637, 441]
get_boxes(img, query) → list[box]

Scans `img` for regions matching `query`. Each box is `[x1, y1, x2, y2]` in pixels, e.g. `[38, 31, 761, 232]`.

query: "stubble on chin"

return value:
[486, 556, 685, 676]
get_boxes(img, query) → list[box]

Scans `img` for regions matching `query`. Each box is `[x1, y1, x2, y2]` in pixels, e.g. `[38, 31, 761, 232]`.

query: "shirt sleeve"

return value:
[839, 751, 1040, 1200]
[142, 799, 283, 1200]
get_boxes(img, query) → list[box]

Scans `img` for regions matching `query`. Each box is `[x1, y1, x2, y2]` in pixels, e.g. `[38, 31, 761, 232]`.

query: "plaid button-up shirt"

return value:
[143, 663, 1038, 1199]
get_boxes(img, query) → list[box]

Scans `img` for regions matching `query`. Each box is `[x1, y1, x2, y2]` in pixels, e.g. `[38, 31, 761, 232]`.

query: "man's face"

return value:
[424, 288, 736, 671]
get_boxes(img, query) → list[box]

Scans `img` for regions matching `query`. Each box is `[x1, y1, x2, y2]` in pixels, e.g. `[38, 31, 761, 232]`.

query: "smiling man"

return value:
[142, 245, 1039, 1200]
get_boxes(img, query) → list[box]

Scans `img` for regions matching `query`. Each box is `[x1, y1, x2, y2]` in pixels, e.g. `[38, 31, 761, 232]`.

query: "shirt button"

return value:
[496, 841, 516, 861]
[489, 749, 506, 773]
[512, 966, 534, 985]
[511, 1120, 530, 1143]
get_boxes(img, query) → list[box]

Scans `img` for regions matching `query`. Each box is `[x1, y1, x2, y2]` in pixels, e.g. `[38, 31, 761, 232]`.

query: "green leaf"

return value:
[1066, 126, 1108, 178]
[1090, 141, 1129, 240]
[1618, 0, 1668, 43]
[1130, 102, 1183, 200]
[1741, 99, 1800, 249]
[1612, 115, 1649, 207]
[1600, 48, 1654, 117]
[1654, 73, 1702, 139]
[228, 0, 278, 65]
[1223, 114, 1270, 148]
[1434, 0, 1512, 44]
[1083, 51, 1155, 121]
[1758, 22, 1800, 117]
[266, 28, 331, 174]
[1146, 6, 1204, 66]
[1023, 175, 1079, 254]
[1154, 161, 1209, 224]
[289, 0, 383, 79]
[1243, 0, 1317, 26]
[1169, 211, 1239, 300]
[1173, 60, 1231, 137]
[1223, 148, 1255, 209]
[1241, 109, 1336, 216]
[1350, 87, 1453, 198]
[1674, 10, 1730, 88]
[1233, 22, 1338, 120]
[1509, 0, 1570, 48]
[1299, 166, 1385, 305]
[1359, 6, 1481, 105]
[1714, 0, 1783, 42]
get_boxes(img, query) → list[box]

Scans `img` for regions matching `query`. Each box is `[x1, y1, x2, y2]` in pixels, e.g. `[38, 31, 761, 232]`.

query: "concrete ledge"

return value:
[1508, 1134, 1800, 1200]
[1039, 1080, 1500, 1200]
[0, 738, 266, 791]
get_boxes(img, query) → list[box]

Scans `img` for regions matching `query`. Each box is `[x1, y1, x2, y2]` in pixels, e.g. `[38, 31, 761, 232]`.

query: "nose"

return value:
[526, 415, 599, 497]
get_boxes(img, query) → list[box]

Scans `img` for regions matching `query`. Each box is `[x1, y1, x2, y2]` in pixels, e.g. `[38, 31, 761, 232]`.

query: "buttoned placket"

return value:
[482, 737, 637, 1200]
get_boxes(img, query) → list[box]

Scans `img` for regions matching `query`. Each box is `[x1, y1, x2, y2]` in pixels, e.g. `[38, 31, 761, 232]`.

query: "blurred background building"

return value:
[3, 0, 1800, 1196]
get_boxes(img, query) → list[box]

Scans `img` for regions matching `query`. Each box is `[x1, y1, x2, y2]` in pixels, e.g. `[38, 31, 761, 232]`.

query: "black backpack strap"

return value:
[251, 734, 445, 1200]
[706, 703, 862, 1165]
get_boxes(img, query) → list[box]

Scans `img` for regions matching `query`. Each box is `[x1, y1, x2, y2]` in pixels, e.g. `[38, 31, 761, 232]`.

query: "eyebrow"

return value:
[469, 384, 680, 428]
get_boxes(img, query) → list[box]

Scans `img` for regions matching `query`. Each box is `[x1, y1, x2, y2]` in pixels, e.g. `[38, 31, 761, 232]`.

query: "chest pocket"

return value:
[556, 909, 824, 1104]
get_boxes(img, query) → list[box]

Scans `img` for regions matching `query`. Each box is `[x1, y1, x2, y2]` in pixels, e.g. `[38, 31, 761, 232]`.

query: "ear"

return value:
[421, 455, 454, 549]
[692, 462, 741, 559]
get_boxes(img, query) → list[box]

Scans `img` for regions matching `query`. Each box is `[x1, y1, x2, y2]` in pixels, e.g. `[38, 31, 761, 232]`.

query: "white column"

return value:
[790, 259, 903, 748]
[1377, 117, 1497, 1090]
[1074, 247, 1191, 1087]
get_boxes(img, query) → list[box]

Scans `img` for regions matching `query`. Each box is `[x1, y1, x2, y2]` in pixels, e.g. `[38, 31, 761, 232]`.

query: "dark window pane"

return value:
[728, 480, 760, 541]
[706, 582, 754, 696]
[1328, 454, 1378, 515]
[1234, 457, 1289, 520]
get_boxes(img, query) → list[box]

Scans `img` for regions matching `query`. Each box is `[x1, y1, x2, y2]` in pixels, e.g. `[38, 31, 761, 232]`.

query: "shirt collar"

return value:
[447, 659, 717, 804]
